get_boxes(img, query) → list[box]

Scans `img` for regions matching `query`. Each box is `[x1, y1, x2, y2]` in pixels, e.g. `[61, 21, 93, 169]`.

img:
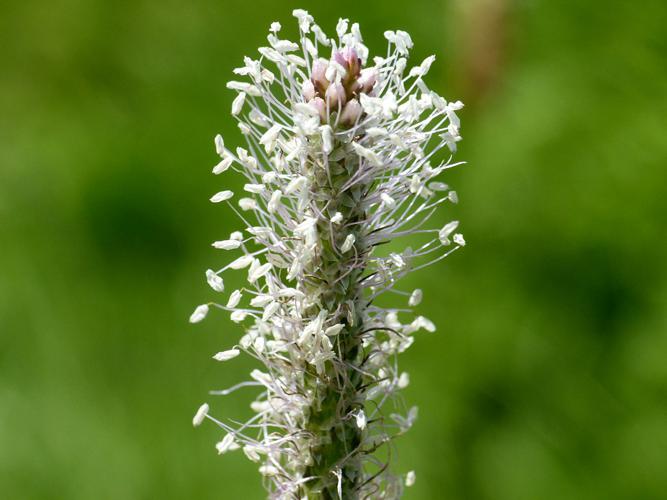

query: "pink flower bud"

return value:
[335, 47, 361, 79]
[340, 98, 362, 126]
[311, 58, 329, 94]
[333, 50, 346, 67]
[309, 97, 326, 122]
[358, 68, 377, 94]
[302, 79, 316, 101]
[325, 82, 346, 110]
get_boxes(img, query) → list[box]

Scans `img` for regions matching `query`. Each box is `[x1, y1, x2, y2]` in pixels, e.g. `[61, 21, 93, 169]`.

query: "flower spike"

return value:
[192, 9, 465, 499]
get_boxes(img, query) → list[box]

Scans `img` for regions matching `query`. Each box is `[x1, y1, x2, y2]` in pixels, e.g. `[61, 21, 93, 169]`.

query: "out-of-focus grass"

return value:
[1, 0, 666, 498]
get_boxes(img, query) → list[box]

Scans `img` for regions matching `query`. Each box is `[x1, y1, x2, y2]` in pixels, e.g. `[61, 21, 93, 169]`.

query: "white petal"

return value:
[226, 290, 242, 308]
[293, 102, 320, 117]
[250, 401, 269, 413]
[336, 18, 349, 38]
[226, 81, 261, 96]
[243, 444, 262, 462]
[231, 92, 246, 116]
[381, 193, 396, 208]
[212, 156, 233, 175]
[262, 171, 277, 184]
[206, 269, 225, 292]
[438, 220, 459, 245]
[210, 190, 234, 203]
[189, 304, 209, 323]
[351, 142, 382, 167]
[259, 124, 282, 153]
[341, 234, 356, 253]
[248, 263, 272, 283]
[212, 239, 241, 250]
[192, 403, 209, 426]
[366, 127, 387, 137]
[448, 191, 459, 204]
[321, 125, 333, 154]
[268, 190, 282, 213]
[324, 324, 345, 336]
[408, 289, 423, 307]
[413, 316, 436, 333]
[250, 294, 273, 307]
[230, 310, 248, 323]
[238, 198, 258, 211]
[259, 465, 279, 476]
[355, 409, 367, 430]
[285, 175, 307, 194]
[244, 183, 265, 194]
[214, 134, 225, 156]
[213, 348, 240, 361]
[429, 181, 449, 191]
[406, 471, 416, 487]
[449, 100, 464, 111]
[216, 433, 239, 454]
[304, 37, 317, 57]
[262, 301, 280, 321]
[253, 336, 265, 353]
[398, 372, 410, 388]
[453, 233, 466, 246]
[229, 255, 254, 270]
[246, 226, 272, 238]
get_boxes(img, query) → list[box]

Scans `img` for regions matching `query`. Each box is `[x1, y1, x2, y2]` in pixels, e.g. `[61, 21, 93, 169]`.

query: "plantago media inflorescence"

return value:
[191, 9, 465, 499]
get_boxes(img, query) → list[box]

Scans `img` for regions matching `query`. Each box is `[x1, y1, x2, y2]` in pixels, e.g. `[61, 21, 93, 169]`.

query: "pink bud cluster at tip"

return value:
[302, 47, 377, 127]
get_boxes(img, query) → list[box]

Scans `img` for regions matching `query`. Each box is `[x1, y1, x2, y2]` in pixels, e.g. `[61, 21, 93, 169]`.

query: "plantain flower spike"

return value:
[191, 8, 465, 499]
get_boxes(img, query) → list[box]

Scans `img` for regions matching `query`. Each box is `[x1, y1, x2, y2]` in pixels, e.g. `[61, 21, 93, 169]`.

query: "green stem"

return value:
[301, 151, 367, 499]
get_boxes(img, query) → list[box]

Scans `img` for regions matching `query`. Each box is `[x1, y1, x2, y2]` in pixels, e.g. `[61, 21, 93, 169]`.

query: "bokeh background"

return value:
[1, 0, 666, 498]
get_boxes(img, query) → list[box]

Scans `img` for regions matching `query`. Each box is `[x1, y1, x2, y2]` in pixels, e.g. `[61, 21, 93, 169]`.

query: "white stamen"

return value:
[212, 239, 242, 250]
[189, 304, 209, 324]
[206, 269, 224, 292]
[226, 290, 242, 308]
[192, 403, 209, 426]
[213, 348, 240, 361]
[341, 234, 356, 253]
[210, 190, 234, 203]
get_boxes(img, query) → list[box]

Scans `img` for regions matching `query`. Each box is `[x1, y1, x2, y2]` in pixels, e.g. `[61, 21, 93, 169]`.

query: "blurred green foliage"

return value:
[1, 0, 666, 498]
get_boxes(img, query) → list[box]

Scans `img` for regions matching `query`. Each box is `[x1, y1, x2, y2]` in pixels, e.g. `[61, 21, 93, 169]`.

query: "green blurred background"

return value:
[1, 0, 666, 498]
